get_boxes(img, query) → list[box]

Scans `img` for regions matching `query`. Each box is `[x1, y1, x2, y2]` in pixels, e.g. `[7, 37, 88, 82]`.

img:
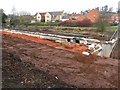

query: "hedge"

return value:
[59, 19, 92, 27]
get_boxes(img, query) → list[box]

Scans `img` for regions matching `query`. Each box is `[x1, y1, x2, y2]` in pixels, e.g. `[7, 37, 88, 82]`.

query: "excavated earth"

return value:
[2, 33, 119, 88]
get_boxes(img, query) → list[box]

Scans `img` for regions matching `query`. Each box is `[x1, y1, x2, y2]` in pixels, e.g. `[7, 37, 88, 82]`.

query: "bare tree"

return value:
[95, 5, 113, 32]
[108, 7, 113, 12]
[104, 5, 108, 12]
[11, 6, 17, 15]
[18, 11, 31, 16]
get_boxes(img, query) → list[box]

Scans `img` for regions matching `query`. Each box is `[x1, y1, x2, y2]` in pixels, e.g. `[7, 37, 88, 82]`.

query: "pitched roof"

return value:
[62, 16, 70, 19]
[86, 9, 99, 23]
[49, 11, 63, 16]
[39, 13, 47, 19]
[39, 13, 46, 16]
[35, 12, 47, 19]
[35, 13, 38, 16]
[35, 12, 47, 16]
[71, 14, 82, 17]
[49, 11, 64, 19]
[76, 15, 87, 21]
[62, 13, 70, 19]
[71, 14, 82, 19]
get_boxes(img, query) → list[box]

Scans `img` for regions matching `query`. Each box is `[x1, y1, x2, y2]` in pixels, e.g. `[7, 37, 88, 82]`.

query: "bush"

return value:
[55, 20, 60, 22]
[65, 22, 79, 27]
[59, 20, 76, 26]
[29, 22, 59, 26]
[71, 18, 76, 20]
[15, 25, 26, 29]
[45, 22, 59, 26]
[10, 17, 20, 28]
[77, 19, 92, 27]
[59, 19, 92, 27]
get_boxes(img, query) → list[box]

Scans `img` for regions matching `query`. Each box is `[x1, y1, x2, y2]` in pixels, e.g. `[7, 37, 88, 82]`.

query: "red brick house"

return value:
[71, 9, 99, 23]
[86, 9, 99, 23]
[77, 15, 88, 21]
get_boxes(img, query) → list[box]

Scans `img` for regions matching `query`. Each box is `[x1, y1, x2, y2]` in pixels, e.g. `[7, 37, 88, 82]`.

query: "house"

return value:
[86, 9, 99, 23]
[35, 13, 41, 22]
[40, 12, 51, 22]
[35, 12, 51, 22]
[99, 11, 117, 23]
[110, 14, 120, 23]
[35, 11, 65, 22]
[60, 13, 70, 22]
[31, 20, 36, 23]
[70, 9, 99, 23]
[71, 14, 82, 19]
[61, 16, 70, 22]
[77, 15, 88, 21]
[49, 10, 64, 22]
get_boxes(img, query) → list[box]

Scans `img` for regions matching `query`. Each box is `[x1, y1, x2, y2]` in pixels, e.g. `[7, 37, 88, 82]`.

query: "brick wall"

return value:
[86, 9, 99, 23]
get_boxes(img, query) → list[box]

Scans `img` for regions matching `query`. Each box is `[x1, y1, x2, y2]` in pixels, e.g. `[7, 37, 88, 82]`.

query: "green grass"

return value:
[79, 27, 117, 31]
[105, 28, 117, 31]
[79, 27, 96, 30]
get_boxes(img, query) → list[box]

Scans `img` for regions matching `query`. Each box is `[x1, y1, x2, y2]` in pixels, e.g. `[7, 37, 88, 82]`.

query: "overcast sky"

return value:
[0, 0, 120, 15]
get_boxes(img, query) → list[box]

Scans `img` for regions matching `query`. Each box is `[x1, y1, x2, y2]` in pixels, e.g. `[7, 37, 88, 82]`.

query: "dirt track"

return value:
[2, 34, 118, 88]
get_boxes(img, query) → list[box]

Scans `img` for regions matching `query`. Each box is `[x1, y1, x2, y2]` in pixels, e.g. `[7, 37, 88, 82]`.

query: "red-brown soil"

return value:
[2, 49, 72, 88]
[1, 31, 88, 54]
[2, 33, 118, 88]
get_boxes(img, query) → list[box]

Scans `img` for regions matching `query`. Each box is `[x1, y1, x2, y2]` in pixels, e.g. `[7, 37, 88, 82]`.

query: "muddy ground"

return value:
[2, 50, 72, 88]
[2, 34, 118, 88]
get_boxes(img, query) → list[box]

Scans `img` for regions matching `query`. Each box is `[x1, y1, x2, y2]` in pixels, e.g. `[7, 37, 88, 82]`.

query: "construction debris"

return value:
[1, 29, 118, 58]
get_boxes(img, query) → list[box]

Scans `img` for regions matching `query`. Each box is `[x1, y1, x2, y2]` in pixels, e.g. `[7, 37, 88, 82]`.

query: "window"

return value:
[47, 16, 49, 18]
